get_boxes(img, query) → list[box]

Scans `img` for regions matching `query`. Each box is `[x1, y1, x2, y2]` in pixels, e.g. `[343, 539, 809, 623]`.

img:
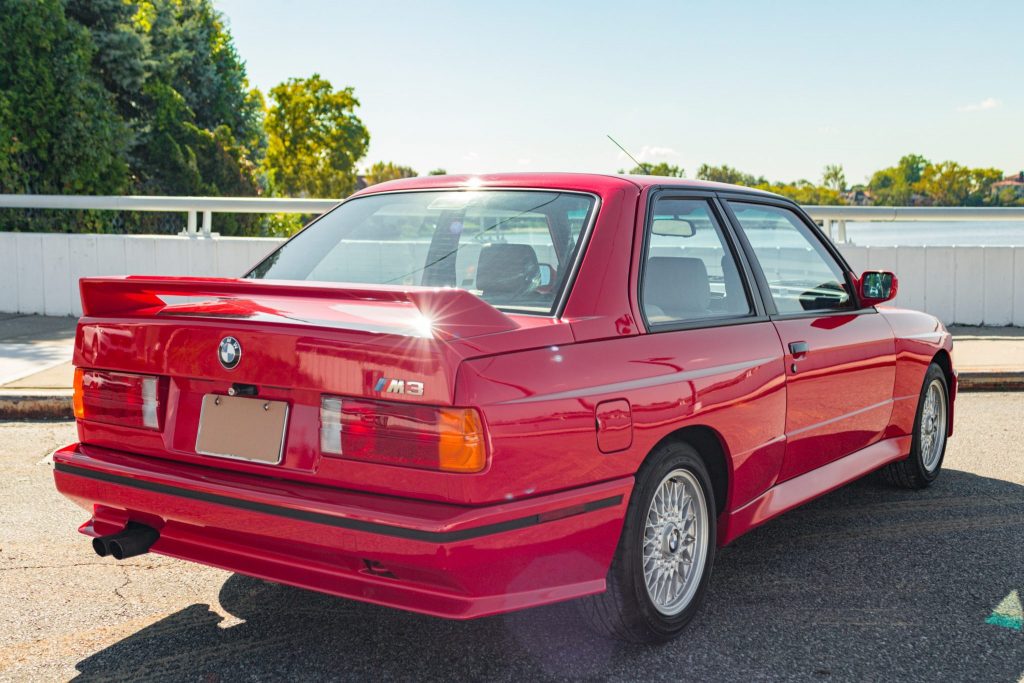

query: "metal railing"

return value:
[0, 195, 340, 237]
[2, 194, 1024, 240]
[803, 206, 1024, 242]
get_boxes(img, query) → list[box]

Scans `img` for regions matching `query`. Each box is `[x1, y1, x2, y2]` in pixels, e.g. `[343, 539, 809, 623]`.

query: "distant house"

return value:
[991, 172, 1024, 199]
[842, 188, 873, 205]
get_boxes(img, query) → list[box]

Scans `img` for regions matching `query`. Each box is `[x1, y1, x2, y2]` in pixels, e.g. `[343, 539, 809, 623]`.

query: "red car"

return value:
[54, 173, 955, 643]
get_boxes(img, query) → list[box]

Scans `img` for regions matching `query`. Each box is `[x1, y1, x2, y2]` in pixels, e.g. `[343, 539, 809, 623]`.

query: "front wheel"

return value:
[882, 362, 949, 489]
[579, 442, 716, 643]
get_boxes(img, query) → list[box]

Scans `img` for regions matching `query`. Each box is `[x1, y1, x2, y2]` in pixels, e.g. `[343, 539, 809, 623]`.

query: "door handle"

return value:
[789, 341, 809, 359]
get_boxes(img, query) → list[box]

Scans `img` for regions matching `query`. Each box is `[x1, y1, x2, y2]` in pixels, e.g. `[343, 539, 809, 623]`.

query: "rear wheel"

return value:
[882, 362, 949, 489]
[579, 442, 716, 643]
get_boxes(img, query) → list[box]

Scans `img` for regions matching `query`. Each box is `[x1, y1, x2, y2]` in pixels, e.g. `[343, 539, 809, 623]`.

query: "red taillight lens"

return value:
[320, 396, 487, 473]
[74, 369, 165, 430]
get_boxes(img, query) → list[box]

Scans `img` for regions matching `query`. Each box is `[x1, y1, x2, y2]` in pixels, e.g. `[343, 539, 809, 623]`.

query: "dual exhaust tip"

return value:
[92, 523, 159, 560]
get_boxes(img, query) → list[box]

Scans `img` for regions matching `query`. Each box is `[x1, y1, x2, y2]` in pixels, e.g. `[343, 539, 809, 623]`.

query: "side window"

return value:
[729, 202, 852, 315]
[641, 198, 752, 325]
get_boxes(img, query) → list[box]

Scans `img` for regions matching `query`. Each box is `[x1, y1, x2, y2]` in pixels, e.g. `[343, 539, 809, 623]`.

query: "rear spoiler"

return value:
[79, 276, 519, 338]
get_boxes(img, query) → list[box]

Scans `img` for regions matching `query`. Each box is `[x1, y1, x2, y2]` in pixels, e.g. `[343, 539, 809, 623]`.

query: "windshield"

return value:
[247, 190, 597, 314]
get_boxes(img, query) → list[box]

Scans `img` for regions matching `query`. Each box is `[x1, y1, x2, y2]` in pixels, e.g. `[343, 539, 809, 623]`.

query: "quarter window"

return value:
[729, 203, 852, 314]
[641, 198, 752, 325]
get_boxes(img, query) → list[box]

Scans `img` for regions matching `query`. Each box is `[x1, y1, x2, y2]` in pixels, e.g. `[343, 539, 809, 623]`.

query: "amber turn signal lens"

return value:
[72, 367, 85, 419]
[437, 408, 486, 473]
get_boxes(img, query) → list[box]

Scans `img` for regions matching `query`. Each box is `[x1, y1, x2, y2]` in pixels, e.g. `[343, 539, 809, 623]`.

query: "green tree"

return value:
[142, 0, 264, 160]
[0, 0, 128, 195]
[917, 162, 1003, 206]
[970, 167, 1004, 204]
[365, 162, 417, 185]
[869, 154, 929, 205]
[129, 0, 264, 208]
[65, 0, 149, 122]
[428, 168, 447, 176]
[754, 180, 845, 205]
[263, 74, 370, 198]
[695, 163, 766, 186]
[625, 162, 684, 177]
[822, 164, 846, 192]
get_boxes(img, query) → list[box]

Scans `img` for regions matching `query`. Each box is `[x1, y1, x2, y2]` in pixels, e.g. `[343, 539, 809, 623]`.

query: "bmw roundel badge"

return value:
[218, 336, 241, 370]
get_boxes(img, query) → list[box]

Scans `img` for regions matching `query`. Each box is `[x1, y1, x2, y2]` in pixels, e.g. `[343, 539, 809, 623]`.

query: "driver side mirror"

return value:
[537, 263, 554, 287]
[858, 271, 898, 306]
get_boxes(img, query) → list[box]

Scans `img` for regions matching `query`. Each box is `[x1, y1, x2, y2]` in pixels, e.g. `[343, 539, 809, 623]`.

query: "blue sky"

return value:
[214, 0, 1022, 184]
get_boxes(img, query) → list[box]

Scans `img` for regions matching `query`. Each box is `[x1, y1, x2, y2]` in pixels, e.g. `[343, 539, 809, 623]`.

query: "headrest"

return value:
[721, 254, 747, 313]
[644, 257, 711, 318]
[476, 244, 540, 296]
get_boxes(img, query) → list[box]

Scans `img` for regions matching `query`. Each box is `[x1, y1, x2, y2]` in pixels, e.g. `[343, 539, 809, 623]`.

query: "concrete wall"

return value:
[1, 232, 1022, 326]
[0, 233, 282, 317]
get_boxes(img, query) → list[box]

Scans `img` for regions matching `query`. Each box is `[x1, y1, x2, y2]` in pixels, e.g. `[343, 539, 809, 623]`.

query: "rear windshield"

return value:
[247, 190, 597, 314]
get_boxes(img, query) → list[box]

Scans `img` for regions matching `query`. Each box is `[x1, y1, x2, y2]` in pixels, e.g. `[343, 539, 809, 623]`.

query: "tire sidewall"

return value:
[910, 364, 948, 483]
[618, 442, 717, 641]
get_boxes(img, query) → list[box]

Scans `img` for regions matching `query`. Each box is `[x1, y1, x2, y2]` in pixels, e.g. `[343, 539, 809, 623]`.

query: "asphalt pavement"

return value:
[0, 394, 1022, 682]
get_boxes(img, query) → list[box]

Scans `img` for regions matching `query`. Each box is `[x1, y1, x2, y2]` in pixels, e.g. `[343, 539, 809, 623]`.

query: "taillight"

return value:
[73, 368, 165, 430]
[320, 396, 487, 473]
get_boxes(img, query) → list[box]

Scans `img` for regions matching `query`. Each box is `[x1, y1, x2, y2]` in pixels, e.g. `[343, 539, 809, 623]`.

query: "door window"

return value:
[729, 203, 852, 315]
[641, 198, 752, 325]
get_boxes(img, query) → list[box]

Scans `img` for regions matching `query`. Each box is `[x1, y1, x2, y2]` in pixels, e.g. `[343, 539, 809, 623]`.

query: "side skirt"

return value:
[719, 435, 912, 545]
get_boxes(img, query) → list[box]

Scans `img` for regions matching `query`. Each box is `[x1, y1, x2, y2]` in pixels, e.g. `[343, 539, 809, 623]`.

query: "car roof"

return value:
[350, 172, 781, 199]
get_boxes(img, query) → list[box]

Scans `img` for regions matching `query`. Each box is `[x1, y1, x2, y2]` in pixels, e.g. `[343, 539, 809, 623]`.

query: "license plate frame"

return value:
[196, 394, 289, 465]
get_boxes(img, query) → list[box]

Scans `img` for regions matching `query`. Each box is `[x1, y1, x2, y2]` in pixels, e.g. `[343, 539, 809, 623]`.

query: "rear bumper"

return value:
[53, 443, 631, 619]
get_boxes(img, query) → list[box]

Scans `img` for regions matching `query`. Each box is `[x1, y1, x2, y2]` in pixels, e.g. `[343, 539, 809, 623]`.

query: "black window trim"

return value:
[637, 187, 768, 334]
[716, 192, 876, 321]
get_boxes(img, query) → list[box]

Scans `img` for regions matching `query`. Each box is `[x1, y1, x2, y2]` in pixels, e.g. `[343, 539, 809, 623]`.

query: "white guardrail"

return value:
[0, 195, 1022, 325]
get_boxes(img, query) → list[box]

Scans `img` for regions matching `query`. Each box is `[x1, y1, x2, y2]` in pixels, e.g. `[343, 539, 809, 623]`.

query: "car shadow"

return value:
[73, 469, 1024, 681]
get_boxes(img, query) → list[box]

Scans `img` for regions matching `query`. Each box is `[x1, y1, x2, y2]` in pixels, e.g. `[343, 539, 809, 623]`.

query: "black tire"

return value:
[578, 441, 717, 643]
[882, 362, 949, 489]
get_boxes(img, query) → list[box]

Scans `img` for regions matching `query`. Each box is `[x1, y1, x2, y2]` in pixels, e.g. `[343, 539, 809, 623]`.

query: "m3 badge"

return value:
[373, 377, 424, 396]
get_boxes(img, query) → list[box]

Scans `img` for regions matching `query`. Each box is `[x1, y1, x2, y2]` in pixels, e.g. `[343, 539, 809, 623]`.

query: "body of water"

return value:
[843, 221, 1024, 247]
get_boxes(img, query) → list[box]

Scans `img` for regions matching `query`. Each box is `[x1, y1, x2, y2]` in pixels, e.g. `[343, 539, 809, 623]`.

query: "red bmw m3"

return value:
[54, 173, 955, 642]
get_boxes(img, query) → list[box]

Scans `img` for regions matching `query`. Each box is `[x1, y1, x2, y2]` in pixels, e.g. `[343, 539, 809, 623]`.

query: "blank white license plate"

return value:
[196, 394, 288, 465]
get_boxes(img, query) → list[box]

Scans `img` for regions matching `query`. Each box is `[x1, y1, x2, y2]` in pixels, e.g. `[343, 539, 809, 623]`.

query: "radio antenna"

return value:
[607, 135, 649, 174]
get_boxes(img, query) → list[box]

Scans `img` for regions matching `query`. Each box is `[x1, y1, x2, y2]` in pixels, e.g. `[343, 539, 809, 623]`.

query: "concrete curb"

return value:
[956, 372, 1024, 392]
[2, 372, 1023, 420]
[0, 391, 73, 420]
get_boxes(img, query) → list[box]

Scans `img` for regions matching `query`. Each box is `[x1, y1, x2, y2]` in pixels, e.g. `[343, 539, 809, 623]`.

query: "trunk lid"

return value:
[76, 276, 520, 406]
[73, 276, 567, 502]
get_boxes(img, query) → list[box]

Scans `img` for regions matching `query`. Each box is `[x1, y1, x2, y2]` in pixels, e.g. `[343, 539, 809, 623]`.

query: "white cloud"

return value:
[462, 151, 479, 161]
[617, 145, 679, 163]
[958, 97, 1001, 112]
[637, 145, 679, 161]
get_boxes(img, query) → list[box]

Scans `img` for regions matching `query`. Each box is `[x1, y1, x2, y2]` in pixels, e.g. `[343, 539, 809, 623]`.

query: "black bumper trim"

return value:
[55, 462, 623, 543]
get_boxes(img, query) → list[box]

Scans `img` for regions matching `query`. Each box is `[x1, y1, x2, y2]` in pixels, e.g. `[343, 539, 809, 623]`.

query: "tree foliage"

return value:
[365, 162, 417, 186]
[869, 154, 1006, 206]
[822, 164, 846, 192]
[0, 0, 273, 233]
[624, 162, 684, 177]
[0, 0, 128, 195]
[696, 164, 766, 186]
[263, 75, 370, 198]
[753, 180, 845, 205]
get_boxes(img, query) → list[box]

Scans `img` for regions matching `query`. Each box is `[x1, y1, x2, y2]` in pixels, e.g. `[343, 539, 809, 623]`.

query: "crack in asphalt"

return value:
[0, 562, 162, 572]
[113, 567, 132, 602]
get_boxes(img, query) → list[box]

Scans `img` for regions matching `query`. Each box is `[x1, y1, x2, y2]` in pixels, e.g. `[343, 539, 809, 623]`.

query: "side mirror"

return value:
[858, 271, 898, 306]
[537, 263, 554, 287]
